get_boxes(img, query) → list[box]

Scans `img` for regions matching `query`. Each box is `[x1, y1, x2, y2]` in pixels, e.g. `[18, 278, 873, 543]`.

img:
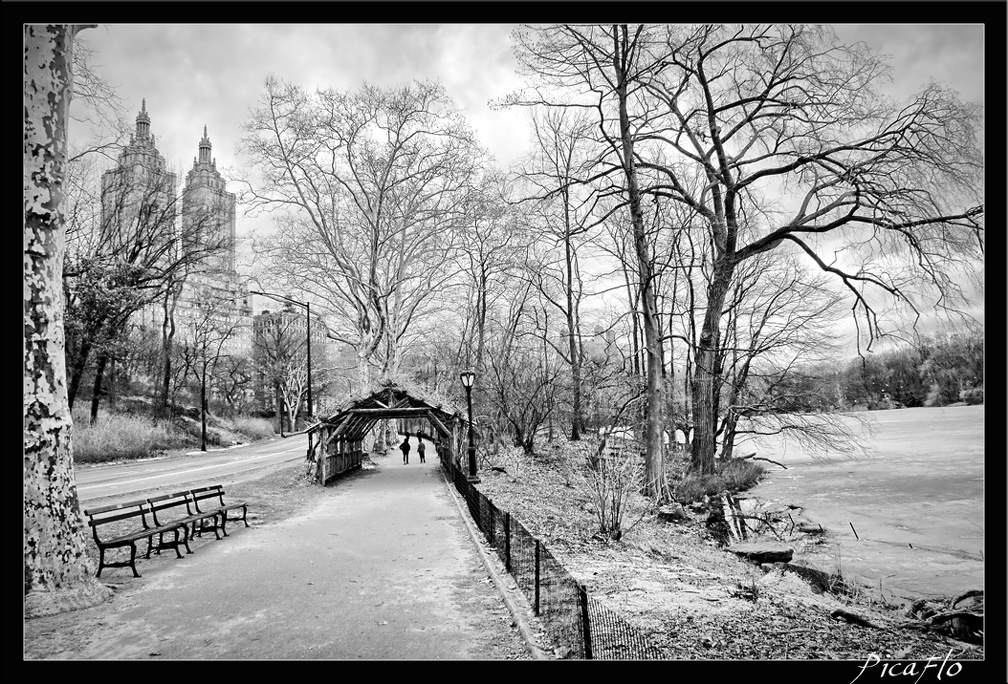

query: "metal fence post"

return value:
[505, 512, 511, 572]
[579, 583, 593, 660]
[534, 538, 540, 616]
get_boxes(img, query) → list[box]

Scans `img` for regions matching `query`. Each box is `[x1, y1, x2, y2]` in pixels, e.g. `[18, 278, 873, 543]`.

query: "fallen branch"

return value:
[732, 513, 786, 541]
[950, 589, 983, 608]
[929, 610, 983, 627]
[736, 453, 788, 469]
[830, 608, 880, 629]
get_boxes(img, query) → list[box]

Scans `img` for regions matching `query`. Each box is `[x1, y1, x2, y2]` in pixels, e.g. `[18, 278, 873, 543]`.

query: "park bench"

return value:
[83, 499, 189, 578]
[189, 484, 249, 537]
[146, 491, 223, 554]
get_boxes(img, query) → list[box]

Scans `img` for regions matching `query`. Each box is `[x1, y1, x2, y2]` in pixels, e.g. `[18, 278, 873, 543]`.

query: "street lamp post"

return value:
[459, 369, 478, 482]
[250, 290, 313, 422]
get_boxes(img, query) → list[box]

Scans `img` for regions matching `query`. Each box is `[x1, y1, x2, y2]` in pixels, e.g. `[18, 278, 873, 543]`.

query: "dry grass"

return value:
[72, 408, 276, 464]
[474, 436, 984, 660]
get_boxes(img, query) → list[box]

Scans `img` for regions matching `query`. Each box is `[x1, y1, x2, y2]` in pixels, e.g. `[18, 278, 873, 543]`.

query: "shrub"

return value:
[581, 437, 644, 538]
[72, 409, 280, 463]
[670, 473, 722, 504]
[72, 411, 185, 463]
[718, 458, 765, 492]
[231, 416, 277, 441]
[960, 387, 984, 405]
[665, 457, 765, 504]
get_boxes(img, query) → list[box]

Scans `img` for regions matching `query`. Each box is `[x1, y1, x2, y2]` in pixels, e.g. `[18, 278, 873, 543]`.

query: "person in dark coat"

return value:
[417, 438, 426, 463]
[400, 433, 411, 464]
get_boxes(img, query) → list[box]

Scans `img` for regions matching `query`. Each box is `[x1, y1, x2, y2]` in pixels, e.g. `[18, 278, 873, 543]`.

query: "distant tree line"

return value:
[787, 324, 985, 412]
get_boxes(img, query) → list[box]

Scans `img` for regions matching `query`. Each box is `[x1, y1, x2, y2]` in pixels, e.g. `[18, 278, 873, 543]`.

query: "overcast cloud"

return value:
[74, 23, 983, 187]
[66, 23, 985, 341]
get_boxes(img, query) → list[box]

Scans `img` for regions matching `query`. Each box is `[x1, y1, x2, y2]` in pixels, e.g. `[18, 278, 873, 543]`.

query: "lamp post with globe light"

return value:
[460, 369, 478, 482]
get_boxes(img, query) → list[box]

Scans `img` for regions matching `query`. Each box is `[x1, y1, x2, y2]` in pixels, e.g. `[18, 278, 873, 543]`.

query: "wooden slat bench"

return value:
[147, 491, 223, 554]
[83, 499, 189, 578]
[189, 484, 249, 537]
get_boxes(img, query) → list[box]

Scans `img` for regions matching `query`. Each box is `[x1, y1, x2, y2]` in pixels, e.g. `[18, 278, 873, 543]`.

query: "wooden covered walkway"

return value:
[306, 381, 470, 485]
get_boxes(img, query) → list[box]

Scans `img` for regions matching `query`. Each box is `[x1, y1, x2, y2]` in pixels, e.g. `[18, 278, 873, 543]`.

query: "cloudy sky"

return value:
[66, 22, 984, 342]
[73, 23, 985, 192]
[74, 24, 529, 176]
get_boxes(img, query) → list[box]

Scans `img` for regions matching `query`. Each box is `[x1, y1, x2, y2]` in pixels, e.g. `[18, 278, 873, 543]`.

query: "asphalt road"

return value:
[26, 448, 536, 660]
[74, 434, 309, 503]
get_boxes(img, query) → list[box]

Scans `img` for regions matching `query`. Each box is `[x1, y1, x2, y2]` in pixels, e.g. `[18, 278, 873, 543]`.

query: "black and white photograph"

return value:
[24, 10, 997, 676]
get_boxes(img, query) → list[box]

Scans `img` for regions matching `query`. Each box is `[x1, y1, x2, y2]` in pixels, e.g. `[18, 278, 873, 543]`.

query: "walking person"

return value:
[400, 432, 411, 465]
[417, 438, 426, 464]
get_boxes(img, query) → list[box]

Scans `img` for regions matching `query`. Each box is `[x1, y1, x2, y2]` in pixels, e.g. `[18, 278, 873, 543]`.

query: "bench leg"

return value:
[207, 516, 222, 540]
[96, 547, 107, 578]
[128, 542, 141, 578]
[179, 527, 191, 556]
[145, 535, 154, 559]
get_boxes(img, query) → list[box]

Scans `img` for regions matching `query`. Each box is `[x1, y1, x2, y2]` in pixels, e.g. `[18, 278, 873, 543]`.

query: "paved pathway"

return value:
[25, 448, 532, 660]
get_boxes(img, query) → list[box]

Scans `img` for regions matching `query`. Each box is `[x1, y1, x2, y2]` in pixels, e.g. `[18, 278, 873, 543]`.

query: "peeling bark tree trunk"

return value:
[24, 23, 111, 618]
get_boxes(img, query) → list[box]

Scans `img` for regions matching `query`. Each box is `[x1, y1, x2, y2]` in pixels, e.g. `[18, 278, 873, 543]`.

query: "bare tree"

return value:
[252, 308, 308, 434]
[239, 78, 483, 387]
[636, 24, 983, 474]
[522, 107, 601, 441]
[508, 23, 673, 495]
[67, 29, 129, 165]
[181, 288, 241, 450]
[453, 168, 525, 376]
[24, 22, 111, 618]
[714, 252, 870, 461]
[213, 354, 254, 417]
[509, 24, 984, 478]
[62, 157, 230, 413]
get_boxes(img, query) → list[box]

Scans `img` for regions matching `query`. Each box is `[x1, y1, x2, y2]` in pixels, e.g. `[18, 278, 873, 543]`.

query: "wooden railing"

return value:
[308, 426, 365, 485]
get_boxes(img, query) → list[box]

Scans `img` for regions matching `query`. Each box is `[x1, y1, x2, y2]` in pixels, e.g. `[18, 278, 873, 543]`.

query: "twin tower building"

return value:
[100, 99, 254, 356]
[100, 100, 337, 416]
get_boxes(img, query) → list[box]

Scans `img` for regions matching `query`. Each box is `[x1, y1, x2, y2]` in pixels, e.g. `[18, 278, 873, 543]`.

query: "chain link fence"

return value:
[440, 449, 667, 660]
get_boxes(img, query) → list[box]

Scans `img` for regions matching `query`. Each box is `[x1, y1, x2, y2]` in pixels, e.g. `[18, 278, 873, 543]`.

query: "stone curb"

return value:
[439, 468, 553, 661]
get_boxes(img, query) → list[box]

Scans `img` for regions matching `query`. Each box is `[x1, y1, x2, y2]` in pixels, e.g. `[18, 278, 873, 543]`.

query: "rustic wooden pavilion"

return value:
[305, 381, 471, 485]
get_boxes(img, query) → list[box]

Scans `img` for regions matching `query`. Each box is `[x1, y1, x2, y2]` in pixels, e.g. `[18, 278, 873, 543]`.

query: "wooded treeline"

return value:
[58, 23, 985, 490]
[238, 25, 983, 495]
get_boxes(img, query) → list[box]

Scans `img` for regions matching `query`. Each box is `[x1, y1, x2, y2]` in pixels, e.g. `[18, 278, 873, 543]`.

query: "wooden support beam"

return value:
[348, 407, 436, 417]
[424, 410, 451, 439]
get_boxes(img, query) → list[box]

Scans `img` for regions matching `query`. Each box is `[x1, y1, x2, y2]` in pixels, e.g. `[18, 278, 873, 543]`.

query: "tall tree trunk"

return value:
[159, 287, 177, 412]
[691, 258, 734, 475]
[24, 22, 110, 618]
[200, 366, 208, 451]
[275, 381, 283, 435]
[564, 223, 583, 441]
[476, 271, 487, 374]
[357, 351, 370, 391]
[622, 266, 641, 376]
[89, 350, 108, 425]
[613, 25, 663, 496]
[66, 335, 92, 409]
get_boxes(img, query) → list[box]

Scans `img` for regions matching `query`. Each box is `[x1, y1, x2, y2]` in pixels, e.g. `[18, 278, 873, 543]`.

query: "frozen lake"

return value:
[742, 405, 985, 602]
